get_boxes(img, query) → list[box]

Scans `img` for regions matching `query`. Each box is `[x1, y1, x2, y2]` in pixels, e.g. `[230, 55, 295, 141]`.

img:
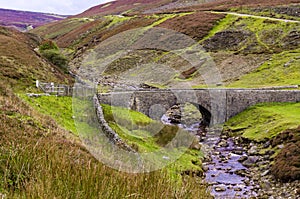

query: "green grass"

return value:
[228, 50, 300, 88]
[104, 15, 133, 29]
[101, 104, 203, 173]
[20, 95, 101, 138]
[102, 103, 153, 126]
[149, 14, 179, 27]
[225, 102, 300, 141]
[18, 95, 203, 174]
[20, 95, 77, 134]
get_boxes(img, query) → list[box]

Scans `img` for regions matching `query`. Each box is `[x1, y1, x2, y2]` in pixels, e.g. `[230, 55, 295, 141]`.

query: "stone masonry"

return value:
[97, 89, 300, 125]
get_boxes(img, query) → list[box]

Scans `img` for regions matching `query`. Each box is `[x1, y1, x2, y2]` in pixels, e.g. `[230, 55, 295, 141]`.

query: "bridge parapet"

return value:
[226, 89, 300, 120]
[97, 89, 300, 125]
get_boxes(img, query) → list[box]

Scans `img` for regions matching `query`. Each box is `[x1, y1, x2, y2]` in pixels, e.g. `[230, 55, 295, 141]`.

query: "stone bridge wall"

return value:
[93, 95, 136, 152]
[97, 89, 300, 125]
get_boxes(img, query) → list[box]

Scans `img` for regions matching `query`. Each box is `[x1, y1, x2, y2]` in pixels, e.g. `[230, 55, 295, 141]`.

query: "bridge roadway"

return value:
[96, 88, 300, 125]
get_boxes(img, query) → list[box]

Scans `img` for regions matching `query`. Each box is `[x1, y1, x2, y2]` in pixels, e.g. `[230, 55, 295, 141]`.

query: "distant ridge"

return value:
[0, 8, 68, 32]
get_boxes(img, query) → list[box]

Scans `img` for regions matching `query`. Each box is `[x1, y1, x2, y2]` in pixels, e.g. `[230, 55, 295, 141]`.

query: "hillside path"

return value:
[211, 11, 300, 23]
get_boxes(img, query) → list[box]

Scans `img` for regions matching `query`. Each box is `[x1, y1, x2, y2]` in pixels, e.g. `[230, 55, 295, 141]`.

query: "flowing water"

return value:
[161, 115, 258, 198]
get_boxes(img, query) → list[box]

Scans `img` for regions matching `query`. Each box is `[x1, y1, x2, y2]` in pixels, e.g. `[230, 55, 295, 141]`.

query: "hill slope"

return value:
[0, 26, 72, 92]
[31, 0, 300, 89]
[0, 8, 67, 32]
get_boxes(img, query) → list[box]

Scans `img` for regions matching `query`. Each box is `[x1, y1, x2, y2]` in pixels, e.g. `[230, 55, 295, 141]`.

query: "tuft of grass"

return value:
[225, 102, 300, 141]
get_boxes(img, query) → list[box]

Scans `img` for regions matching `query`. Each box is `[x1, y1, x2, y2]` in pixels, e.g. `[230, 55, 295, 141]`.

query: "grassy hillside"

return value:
[74, 0, 299, 17]
[228, 49, 300, 88]
[198, 12, 300, 87]
[31, 1, 299, 89]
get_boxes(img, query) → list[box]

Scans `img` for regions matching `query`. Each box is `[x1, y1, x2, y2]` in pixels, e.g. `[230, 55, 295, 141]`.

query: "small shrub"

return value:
[39, 40, 59, 51]
[40, 49, 68, 73]
[38, 40, 68, 73]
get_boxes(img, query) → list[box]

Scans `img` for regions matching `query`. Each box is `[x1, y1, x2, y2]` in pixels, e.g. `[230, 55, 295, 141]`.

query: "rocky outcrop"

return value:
[282, 30, 300, 50]
[214, 130, 300, 198]
[202, 30, 252, 52]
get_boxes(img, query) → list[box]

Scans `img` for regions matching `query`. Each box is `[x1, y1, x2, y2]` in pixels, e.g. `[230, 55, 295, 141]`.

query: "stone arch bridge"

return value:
[97, 89, 300, 125]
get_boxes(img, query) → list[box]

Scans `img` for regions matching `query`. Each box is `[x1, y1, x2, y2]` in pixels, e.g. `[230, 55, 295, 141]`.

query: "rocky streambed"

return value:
[202, 131, 299, 199]
[202, 132, 258, 198]
[162, 107, 300, 199]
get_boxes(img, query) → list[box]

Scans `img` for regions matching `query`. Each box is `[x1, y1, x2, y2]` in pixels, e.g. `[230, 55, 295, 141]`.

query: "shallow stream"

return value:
[161, 115, 258, 198]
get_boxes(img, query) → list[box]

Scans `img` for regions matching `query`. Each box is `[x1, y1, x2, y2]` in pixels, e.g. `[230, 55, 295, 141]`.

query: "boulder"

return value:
[214, 186, 226, 192]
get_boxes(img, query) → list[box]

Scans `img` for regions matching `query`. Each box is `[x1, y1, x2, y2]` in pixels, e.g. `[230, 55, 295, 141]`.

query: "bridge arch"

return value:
[98, 90, 214, 126]
[162, 102, 211, 129]
[190, 103, 212, 126]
